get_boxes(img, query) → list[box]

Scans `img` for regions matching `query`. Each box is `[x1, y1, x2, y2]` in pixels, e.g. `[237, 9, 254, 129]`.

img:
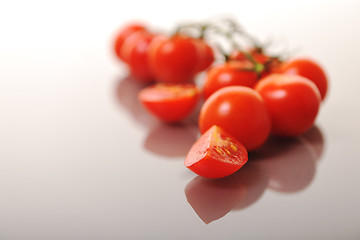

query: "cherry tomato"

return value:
[230, 49, 282, 78]
[255, 74, 321, 136]
[194, 39, 215, 72]
[138, 83, 200, 122]
[230, 48, 269, 64]
[280, 58, 328, 100]
[185, 125, 248, 178]
[202, 61, 258, 99]
[121, 31, 156, 83]
[113, 23, 146, 62]
[199, 86, 271, 151]
[148, 34, 201, 83]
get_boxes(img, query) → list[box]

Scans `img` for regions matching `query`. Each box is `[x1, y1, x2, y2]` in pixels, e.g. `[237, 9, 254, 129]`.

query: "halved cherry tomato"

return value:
[121, 31, 156, 83]
[280, 58, 328, 100]
[199, 86, 271, 151]
[148, 34, 201, 83]
[185, 125, 248, 178]
[113, 23, 146, 62]
[202, 61, 258, 99]
[255, 74, 321, 136]
[138, 83, 200, 122]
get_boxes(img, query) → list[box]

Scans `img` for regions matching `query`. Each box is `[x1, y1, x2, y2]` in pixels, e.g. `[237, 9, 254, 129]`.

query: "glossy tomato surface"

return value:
[199, 86, 271, 151]
[113, 23, 146, 62]
[185, 125, 248, 178]
[148, 34, 201, 83]
[121, 31, 155, 83]
[202, 61, 258, 99]
[138, 83, 200, 122]
[255, 74, 321, 136]
[280, 58, 328, 100]
[194, 38, 214, 72]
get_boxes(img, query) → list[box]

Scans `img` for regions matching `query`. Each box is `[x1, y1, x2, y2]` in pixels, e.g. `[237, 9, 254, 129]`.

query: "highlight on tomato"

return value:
[202, 61, 259, 100]
[199, 86, 271, 151]
[185, 125, 248, 178]
[255, 74, 321, 137]
[113, 23, 146, 61]
[138, 83, 200, 123]
[280, 58, 328, 100]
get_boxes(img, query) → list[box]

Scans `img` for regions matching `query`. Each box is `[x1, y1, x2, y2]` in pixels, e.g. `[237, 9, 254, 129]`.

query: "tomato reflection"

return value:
[185, 126, 324, 223]
[115, 75, 154, 126]
[144, 123, 198, 157]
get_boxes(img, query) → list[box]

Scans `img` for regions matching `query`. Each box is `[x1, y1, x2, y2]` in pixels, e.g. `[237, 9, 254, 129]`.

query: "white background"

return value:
[1, 0, 360, 239]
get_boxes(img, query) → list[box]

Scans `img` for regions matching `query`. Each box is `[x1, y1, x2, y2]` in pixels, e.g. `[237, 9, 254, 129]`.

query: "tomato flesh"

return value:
[185, 125, 248, 178]
[138, 83, 200, 123]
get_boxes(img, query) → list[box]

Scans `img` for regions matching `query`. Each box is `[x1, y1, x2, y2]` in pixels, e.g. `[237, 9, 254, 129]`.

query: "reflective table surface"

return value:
[1, 1, 360, 239]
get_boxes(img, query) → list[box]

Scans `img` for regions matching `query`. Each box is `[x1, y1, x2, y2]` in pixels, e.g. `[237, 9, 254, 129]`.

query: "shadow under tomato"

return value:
[185, 162, 269, 224]
[143, 122, 199, 158]
[115, 75, 154, 126]
[252, 125, 324, 193]
[185, 125, 325, 223]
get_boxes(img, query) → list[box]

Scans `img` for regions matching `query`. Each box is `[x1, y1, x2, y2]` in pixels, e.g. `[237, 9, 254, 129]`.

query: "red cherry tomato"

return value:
[185, 125, 248, 178]
[230, 48, 269, 64]
[148, 34, 201, 83]
[199, 86, 271, 151]
[138, 83, 200, 122]
[113, 23, 146, 62]
[121, 31, 156, 83]
[255, 74, 321, 136]
[194, 39, 215, 72]
[230, 49, 282, 78]
[280, 58, 328, 100]
[202, 61, 258, 99]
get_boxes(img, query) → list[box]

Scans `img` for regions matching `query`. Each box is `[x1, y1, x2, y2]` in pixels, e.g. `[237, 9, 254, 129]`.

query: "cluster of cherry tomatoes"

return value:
[113, 18, 328, 179]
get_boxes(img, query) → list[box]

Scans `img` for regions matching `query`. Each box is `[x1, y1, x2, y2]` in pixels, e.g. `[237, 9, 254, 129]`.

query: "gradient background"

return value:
[1, 0, 360, 239]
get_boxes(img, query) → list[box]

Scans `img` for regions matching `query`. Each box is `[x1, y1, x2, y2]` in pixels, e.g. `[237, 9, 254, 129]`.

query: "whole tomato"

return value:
[199, 86, 271, 151]
[194, 38, 215, 72]
[230, 48, 282, 78]
[120, 31, 156, 83]
[255, 74, 321, 136]
[202, 61, 258, 99]
[230, 48, 269, 64]
[280, 58, 328, 100]
[148, 34, 202, 83]
[113, 23, 146, 62]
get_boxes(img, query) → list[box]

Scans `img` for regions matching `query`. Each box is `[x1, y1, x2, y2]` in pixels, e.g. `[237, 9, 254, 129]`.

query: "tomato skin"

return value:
[202, 61, 258, 99]
[230, 49, 269, 64]
[280, 58, 328, 100]
[121, 31, 155, 83]
[148, 34, 201, 83]
[255, 74, 321, 136]
[185, 125, 248, 178]
[194, 39, 215, 72]
[199, 86, 271, 151]
[138, 83, 200, 122]
[114, 23, 146, 62]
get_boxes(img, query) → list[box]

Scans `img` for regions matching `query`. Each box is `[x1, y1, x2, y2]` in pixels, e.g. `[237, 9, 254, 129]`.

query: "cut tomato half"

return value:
[185, 125, 248, 178]
[138, 83, 200, 123]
